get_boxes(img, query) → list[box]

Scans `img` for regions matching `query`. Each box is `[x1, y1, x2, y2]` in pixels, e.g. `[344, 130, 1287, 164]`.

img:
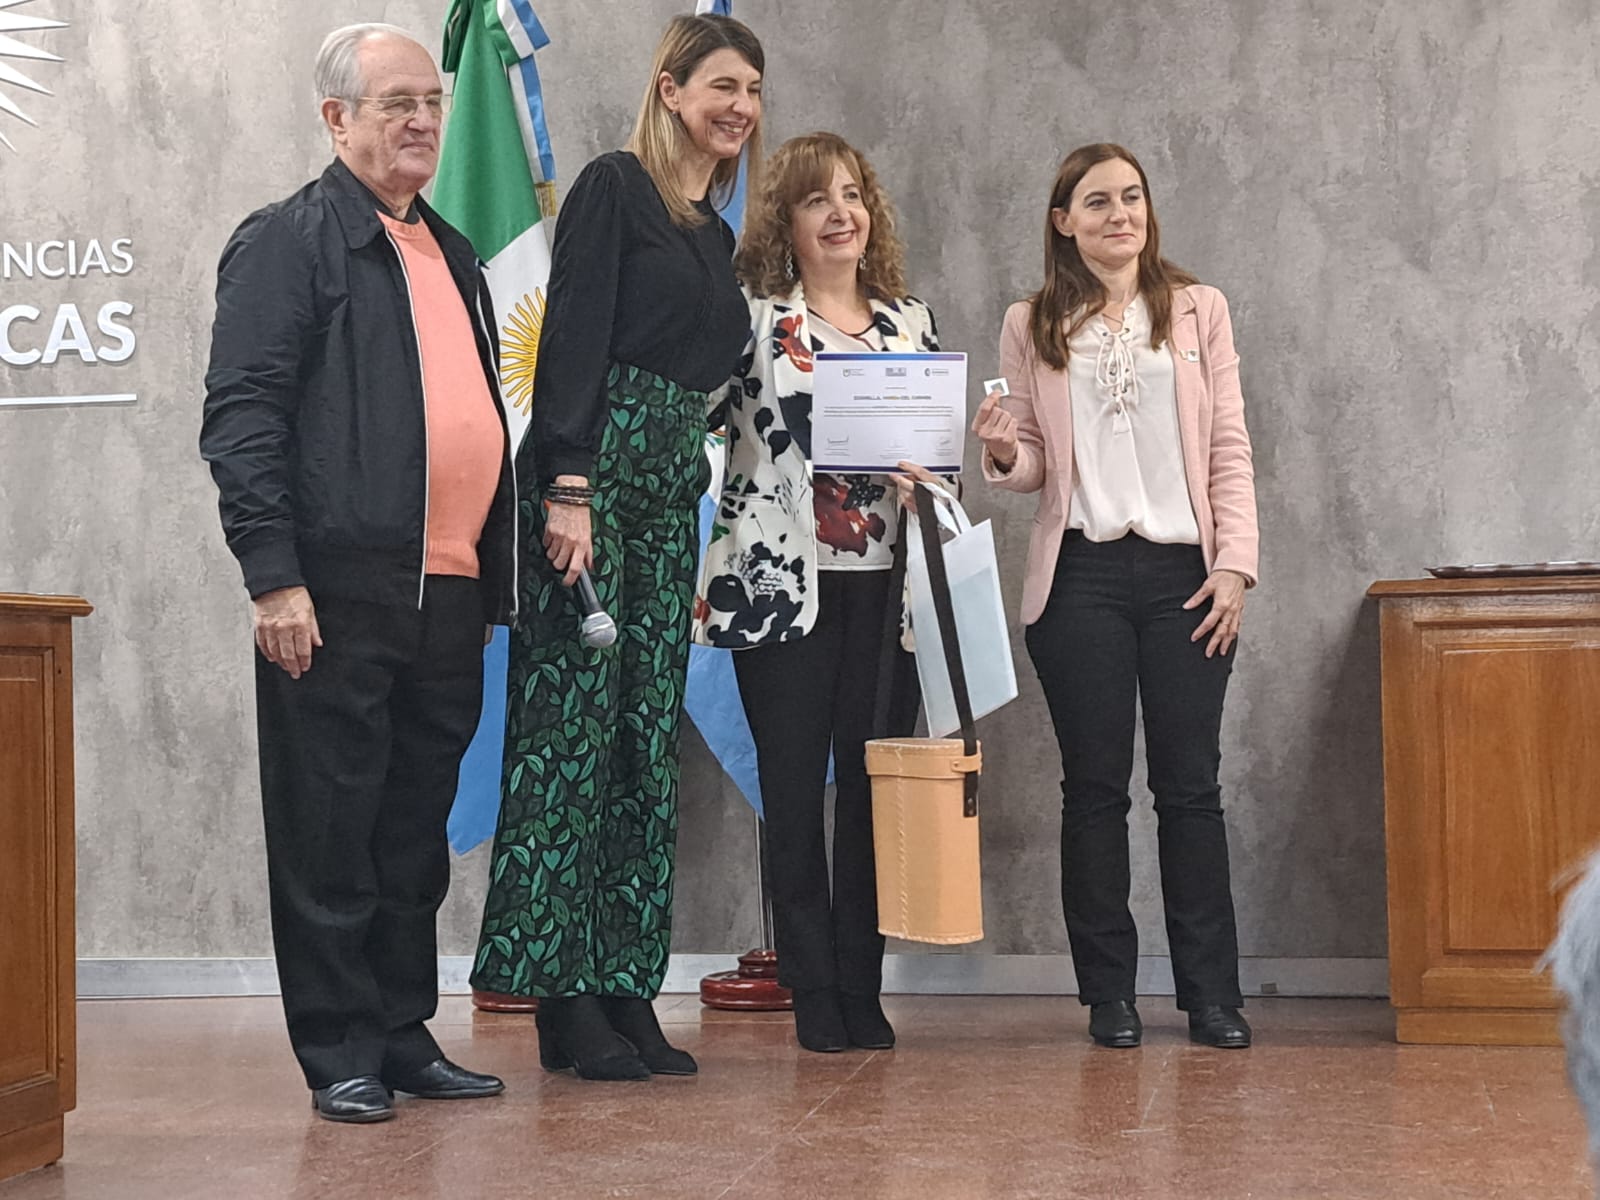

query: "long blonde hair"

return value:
[626, 14, 765, 228]
[735, 132, 908, 301]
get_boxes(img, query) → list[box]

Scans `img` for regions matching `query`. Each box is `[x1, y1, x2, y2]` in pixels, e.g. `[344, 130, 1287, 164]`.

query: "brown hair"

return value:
[626, 14, 764, 228]
[735, 132, 908, 300]
[1029, 143, 1198, 370]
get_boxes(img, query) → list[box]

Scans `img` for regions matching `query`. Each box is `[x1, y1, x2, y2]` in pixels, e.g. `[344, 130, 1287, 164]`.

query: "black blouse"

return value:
[529, 150, 749, 483]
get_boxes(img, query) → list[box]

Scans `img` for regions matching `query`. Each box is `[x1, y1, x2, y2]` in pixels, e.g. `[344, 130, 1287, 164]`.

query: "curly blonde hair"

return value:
[735, 132, 908, 300]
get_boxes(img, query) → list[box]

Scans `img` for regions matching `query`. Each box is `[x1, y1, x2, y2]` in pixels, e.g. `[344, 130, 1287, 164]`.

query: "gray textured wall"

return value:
[3, 0, 1597, 969]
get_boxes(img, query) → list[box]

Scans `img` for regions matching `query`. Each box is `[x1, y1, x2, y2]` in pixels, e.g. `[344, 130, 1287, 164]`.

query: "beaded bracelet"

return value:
[545, 484, 596, 507]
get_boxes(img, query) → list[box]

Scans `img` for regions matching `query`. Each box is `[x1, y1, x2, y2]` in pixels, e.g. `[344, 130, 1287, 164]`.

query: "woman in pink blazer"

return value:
[976, 143, 1259, 1051]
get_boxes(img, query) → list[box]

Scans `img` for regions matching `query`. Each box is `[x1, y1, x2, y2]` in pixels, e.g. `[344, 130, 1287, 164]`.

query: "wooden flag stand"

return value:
[470, 987, 538, 1013]
[700, 817, 791, 1011]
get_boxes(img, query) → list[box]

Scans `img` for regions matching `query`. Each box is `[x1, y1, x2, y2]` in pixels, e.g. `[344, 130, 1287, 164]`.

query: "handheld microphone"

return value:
[573, 568, 618, 648]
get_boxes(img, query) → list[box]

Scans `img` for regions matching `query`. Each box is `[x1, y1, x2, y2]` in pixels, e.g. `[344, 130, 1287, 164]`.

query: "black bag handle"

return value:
[873, 510, 910, 743]
[874, 487, 983, 815]
[913, 485, 981, 817]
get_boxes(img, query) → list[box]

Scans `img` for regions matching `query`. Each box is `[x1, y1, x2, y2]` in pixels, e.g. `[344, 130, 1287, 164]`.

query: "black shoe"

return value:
[600, 996, 698, 1076]
[535, 996, 650, 1081]
[384, 1057, 504, 1099]
[1188, 1005, 1252, 1048]
[1089, 1000, 1143, 1048]
[840, 993, 895, 1050]
[310, 1076, 394, 1123]
[792, 988, 848, 1054]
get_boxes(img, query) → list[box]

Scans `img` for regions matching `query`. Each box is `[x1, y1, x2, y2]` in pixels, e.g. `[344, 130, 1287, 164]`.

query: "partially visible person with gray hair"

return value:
[201, 24, 514, 1123]
[1549, 850, 1600, 1160]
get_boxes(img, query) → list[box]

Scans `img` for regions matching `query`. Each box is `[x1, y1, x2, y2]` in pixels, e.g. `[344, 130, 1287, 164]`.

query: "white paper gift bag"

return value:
[905, 482, 1018, 737]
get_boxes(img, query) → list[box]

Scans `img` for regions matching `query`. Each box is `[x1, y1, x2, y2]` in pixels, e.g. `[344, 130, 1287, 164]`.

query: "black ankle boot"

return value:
[1089, 1000, 1143, 1048]
[839, 993, 895, 1050]
[535, 996, 650, 1081]
[599, 996, 697, 1076]
[792, 988, 848, 1053]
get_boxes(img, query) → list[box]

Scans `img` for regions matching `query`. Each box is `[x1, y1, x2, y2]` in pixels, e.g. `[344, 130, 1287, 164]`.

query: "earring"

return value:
[858, 251, 867, 270]
[784, 249, 794, 280]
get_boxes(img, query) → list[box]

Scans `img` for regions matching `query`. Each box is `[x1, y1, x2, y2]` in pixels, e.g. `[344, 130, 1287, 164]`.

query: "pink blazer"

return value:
[982, 284, 1259, 626]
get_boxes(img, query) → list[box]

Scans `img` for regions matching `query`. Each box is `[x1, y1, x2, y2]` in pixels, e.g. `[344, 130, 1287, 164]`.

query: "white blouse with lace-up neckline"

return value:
[1063, 295, 1201, 547]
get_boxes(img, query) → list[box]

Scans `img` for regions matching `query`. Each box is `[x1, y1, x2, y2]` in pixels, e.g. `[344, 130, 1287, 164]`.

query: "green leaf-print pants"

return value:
[472, 364, 710, 998]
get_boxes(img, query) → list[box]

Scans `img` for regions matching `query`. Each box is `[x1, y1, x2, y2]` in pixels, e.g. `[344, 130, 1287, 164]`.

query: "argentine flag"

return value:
[434, 0, 556, 853]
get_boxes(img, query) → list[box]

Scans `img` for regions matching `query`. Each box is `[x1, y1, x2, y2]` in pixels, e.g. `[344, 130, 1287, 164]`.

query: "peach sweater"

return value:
[380, 213, 503, 579]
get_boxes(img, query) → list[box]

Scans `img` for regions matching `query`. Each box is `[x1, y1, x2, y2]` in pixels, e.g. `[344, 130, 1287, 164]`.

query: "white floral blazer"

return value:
[692, 283, 940, 649]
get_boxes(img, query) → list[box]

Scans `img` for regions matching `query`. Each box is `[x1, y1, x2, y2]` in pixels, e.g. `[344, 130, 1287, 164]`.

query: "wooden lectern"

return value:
[0, 594, 91, 1182]
[1370, 576, 1600, 1045]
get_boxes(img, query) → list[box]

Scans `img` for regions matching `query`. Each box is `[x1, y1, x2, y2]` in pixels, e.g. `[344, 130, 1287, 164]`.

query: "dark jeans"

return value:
[733, 571, 920, 996]
[1025, 533, 1243, 1011]
[255, 575, 484, 1087]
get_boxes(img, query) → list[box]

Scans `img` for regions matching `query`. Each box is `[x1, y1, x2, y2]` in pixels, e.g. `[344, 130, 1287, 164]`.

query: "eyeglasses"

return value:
[356, 93, 452, 120]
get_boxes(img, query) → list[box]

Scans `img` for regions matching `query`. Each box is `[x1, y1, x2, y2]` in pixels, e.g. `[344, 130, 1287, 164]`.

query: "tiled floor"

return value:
[0, 996, 1589, 1199]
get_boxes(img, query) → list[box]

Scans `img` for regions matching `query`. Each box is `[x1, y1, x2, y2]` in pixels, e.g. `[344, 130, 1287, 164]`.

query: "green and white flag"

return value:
[434, 0, 557, 450]
[436, 0, 558, 855]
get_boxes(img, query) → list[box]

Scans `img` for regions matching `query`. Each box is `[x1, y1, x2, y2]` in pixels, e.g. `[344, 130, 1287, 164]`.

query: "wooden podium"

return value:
[1370, 576, 1600, 1045]
[0, 594, 91, 1182]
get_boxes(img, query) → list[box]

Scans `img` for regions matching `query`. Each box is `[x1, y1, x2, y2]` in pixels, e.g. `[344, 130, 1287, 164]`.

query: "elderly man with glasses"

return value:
[200, 24, 512, 1123]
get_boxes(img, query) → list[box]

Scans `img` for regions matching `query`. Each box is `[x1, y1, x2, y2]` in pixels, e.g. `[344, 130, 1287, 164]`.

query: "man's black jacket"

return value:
[201, 158, 518, 624]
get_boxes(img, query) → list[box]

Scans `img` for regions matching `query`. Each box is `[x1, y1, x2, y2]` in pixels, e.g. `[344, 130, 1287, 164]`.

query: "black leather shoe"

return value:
[600, 996, 698, 1076]
[536, 996, 650, 1081]
[385, 1057, 504, 1099]
[1089, 1000, 1143, 1048]
[840, 994, 895, 1050]
[792, 988, 848, 1053]
[310, 1076, 394, 1123]
[1188, 1005, 1252, 1048]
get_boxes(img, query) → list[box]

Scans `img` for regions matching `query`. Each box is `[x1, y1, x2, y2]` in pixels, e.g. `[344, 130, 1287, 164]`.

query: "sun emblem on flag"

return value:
[0, 0, 66, 154]
[500, 288, 546, 416]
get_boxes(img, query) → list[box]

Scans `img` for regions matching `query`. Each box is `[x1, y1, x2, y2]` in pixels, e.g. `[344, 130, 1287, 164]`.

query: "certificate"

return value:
[811, 352, 968, 473]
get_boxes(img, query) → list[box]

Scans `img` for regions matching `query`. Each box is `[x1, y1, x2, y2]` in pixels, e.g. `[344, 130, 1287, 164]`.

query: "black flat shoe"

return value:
[1089, 1000, 1143, 1049]
[599, 996, 698, 1076]
[792, 988, 848, 1054]
[385, 1057, 504, 1099]
[840, 994, 895, 1050]
[310, 1076, 394, 1123]
[1188, 1005, 1252, 1048]
[536, 996, 650, 1081]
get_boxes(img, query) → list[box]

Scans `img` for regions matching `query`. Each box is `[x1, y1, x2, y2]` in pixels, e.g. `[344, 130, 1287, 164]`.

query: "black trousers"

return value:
[733, 571, 920, 996]
[255, 575, 484, 1087]
[1024, 533, 1243, 1011]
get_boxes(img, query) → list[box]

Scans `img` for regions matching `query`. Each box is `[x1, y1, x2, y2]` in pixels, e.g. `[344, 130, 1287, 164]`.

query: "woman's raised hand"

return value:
[971, 388, 1019, 470]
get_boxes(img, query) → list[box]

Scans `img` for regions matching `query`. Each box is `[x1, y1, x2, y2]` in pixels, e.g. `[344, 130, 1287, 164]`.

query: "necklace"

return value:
[808, 305, 874, 340]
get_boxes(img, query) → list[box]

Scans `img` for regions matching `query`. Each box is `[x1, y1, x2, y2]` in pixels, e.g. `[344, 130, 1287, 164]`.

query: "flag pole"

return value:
[432, 0, 558, 1015]
[699, 812, 792, 1011]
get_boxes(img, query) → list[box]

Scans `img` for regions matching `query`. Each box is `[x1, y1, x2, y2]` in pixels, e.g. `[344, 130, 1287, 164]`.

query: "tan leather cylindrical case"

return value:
[865, 737, 983, 945]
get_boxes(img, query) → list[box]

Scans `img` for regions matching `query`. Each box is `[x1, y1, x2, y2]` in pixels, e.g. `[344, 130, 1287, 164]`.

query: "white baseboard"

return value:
[77, 954, 1389, 1000]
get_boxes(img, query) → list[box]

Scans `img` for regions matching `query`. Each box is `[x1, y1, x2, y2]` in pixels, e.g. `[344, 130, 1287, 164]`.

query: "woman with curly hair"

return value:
[694, 132, 948, 1054]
